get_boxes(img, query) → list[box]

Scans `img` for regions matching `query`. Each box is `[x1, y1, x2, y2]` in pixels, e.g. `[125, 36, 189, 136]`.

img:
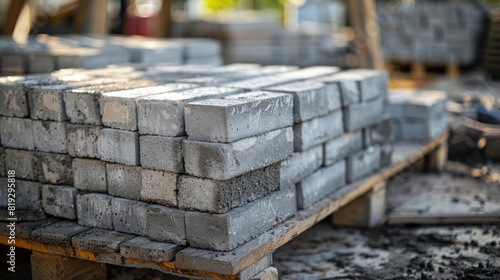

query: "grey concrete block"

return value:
[0, 83, 30, 117]
[380, 143, 393, 167]
[28, 84, 75, 121]
[107, 163, 142, 200]
[183, 127, 293, 180]
[137, 87, 242, 137]
[66, 124, 101, 158]
[0, 117, 34, 150]
[386, 89, 415, 119]
[73, 158, 107, 192]
[178, 163, 280, 214]
[324, 131, 363, 166]
[185, 187, 296, 251]
[0, 178, 7, 207]
[37, 152, 73, 185]
[31, 221, 89, 246]
[16, 180, 42, 211]
[1, 218, 57, 239]
[294, 110, 343, 151]
[296, 160, 346, 209]
[343, 98, 384, 132]
[28, 53, 56, 74]
[32, 121, 67, 153]
[98, 128, 139, 166]
[265, 82, 329, 123]
[363, 115, 393, 147]
[280, 145, 323, 188]
[184, 91, 293, 142]
[139, 136, 184, 173]
[347, 146, 381, 183]
[0, 147, 5, 177]
[402, 114, 448, 141]
[140, 169, 178, 207]
[315, 73, 361, 107]
[111, 197, 149, 236]
[405, 90, 447, 118]
[4, 149, 38, 181]
[278, 66, 340, 81]
[41, 184, 78, 219]
[345, 69, 389, 101]
[146, 205, 186, 245]
[0, 208, 46, 222]
[76, 193, 113, 230]
[72, 228, 135, 252]
[324, 84, 342, 112]
[120, 236, 181, 262]
[100, 84, 196, 131]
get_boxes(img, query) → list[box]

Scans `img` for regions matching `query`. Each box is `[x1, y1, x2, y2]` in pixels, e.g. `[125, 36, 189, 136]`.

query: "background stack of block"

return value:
[378, 0, 487, 65]
[0, 63, 395, 254]
[0, 35, 222, 75]
[176, 19, 338, 66]
[386, 89, 448, 141]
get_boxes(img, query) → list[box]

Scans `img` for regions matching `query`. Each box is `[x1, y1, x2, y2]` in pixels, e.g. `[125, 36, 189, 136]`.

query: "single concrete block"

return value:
[294, 110, 343, 151]
[324, 83, 342, 112]
[280, 145, 323, 188]
[315, 73, 361, 106]
[76, 193, 113, 230]
[363, 115, 393, 147]
[141, 169, 178, 207]
[98, 128, 139, 166]
[401, 115, 448, 141]
[73, 158, 107, 192]
[4, 149, 38, 181]
[405, 90, 447, 118]
[183, 127, 293, 180]
[0, 117, 34, 150]
[31, 221, 89, 246]
[111, 197, 149, 236]
[0, 83, 31, 117]
[265, 82, 329, 123]
[72, 228, 135, 252]
[139, 135, 184, 173]
[66, 124, 101, 158]
[16, 180, 42, 211]
[28, 84, 76, 121]
[37, 152, 73, 185]
[345, 69, 389, 101]
[346, 146, 381, 183]
[0, 147, 5, 177]
[120, 236, 181, 263]
[1, 218, 57, 239]
[100, 84, 196, 131]
[343, 98, 384, 132]
[380, 143, 393, 167]
[277, 66, 340, 82]
[137, 87, 243, 136]
[106, 163, 142, 200]
[324, 131, 364, 166]
[386, 89, 415, 119]
[41, 184, 78, 220]
[146, 205, 186, 245]
[32, 121, 67, 153]
[28, 53, 56, 74]
[178, 163, 280, 214]
[185, 187, 296, 251]
[184, 91, 293, 142]
[296, 160, 346, 209]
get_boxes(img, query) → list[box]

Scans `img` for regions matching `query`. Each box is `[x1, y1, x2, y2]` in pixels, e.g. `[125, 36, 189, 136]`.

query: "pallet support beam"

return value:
[31, 251, 107, 280]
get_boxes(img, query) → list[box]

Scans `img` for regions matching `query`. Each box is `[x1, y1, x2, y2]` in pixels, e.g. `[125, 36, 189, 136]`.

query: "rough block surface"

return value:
[73, 158, 107, 192]
[66, 124, 101, 158]
[98, 128, 139, 166]
[139, 136, 184, 173]
[294, 110, 343, 151]
[76, 193, 113, 230]
[41, 184, 78, 219]
[146, 205, 187, 245]
[280, 145, 323, 188]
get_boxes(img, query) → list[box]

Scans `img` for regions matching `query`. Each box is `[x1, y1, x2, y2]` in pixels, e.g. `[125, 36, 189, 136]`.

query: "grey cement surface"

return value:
[324, 131, 363, 166]
[111, 197, 149, 236]
[76, 193, 113, 230]
[139, 135, 185, 173]
[0, 117, 34, 150]
[16, 180, 42, 211]
[146, 205, 187, 245]
[66, 124, 101, 158]
[347, 146, 382, 183]
[140, 169, 178, 207]
[343, 98, 384, 132]
[4, 149, 38, 181]
[106, 163, 142, 200]
[120, 236, 180, 263]
[36, 152, 73, 185]
[294, 110, 343, 151]
[98, 128, 140, 166]
[32, 120, 67, 153]
[73, 158, 107, 192]
[280, 145, 324, 188]
[72, 228, 135, 252]
[31, 221, 89, 246]
[41, 184, 78, 220]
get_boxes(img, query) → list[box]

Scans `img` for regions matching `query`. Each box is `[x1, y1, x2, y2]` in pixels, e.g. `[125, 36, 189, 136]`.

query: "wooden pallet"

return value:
[0, 132, 449, 279]
[385, 60, 460, 88]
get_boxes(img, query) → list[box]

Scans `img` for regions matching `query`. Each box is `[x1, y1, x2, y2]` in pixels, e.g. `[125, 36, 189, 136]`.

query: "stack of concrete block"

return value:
[378, 1, 487, 65]
[0, 63, 395, 254]
[0, 35, 223, 75]
[386, 89, 448, 141]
